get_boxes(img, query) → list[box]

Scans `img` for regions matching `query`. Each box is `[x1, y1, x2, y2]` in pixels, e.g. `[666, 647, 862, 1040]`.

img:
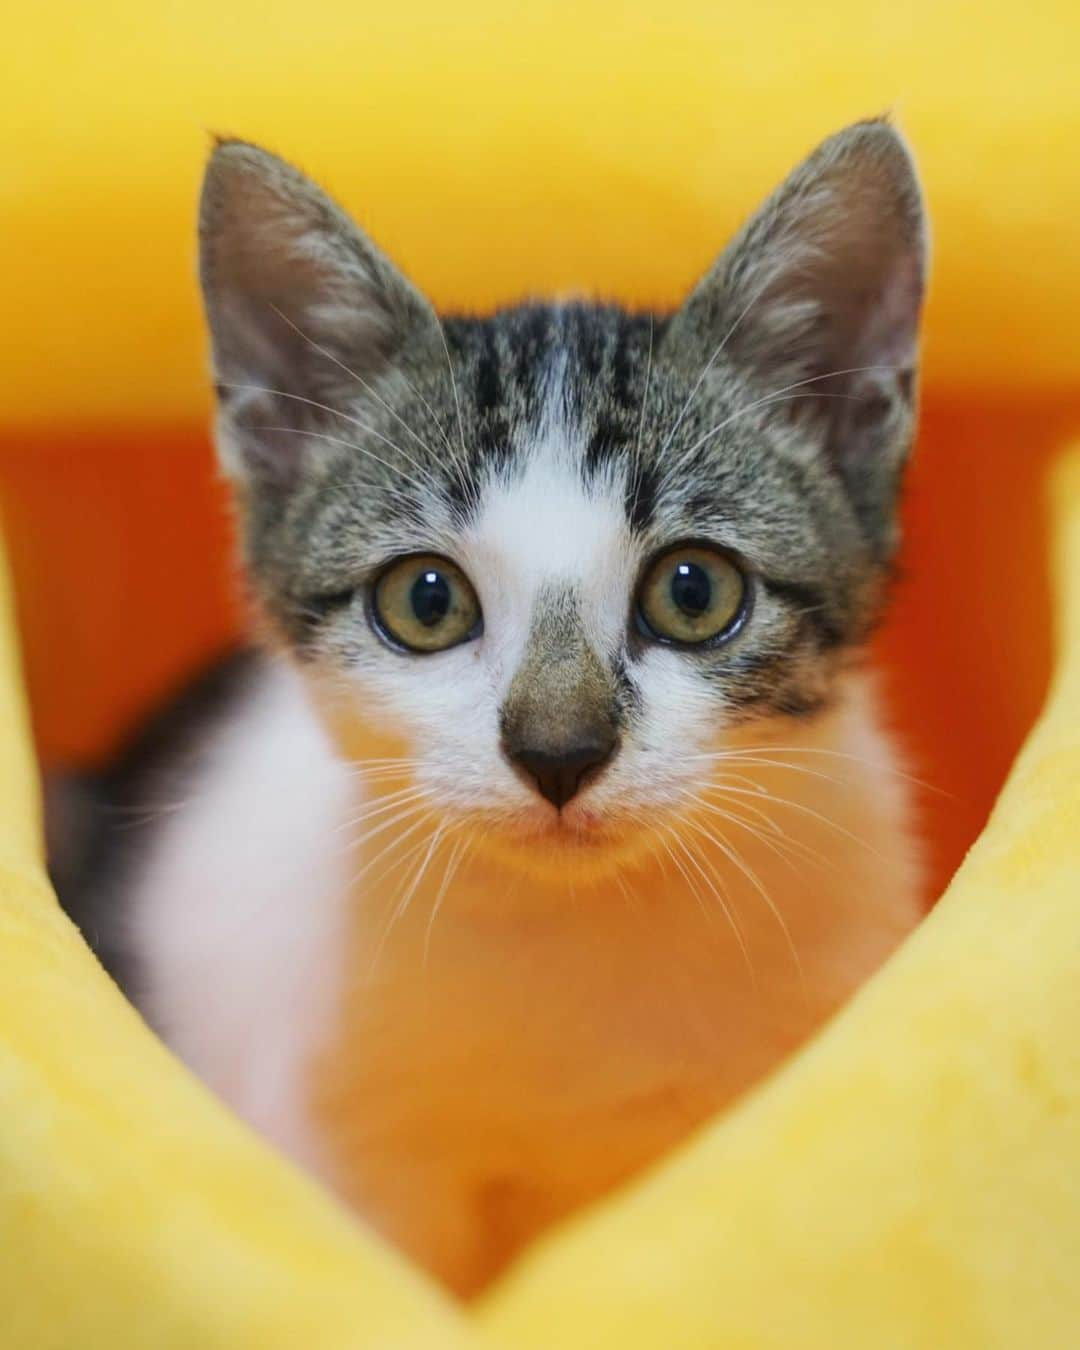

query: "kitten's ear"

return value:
[664, 119, 927, 546]
[198, 140, 441, 486]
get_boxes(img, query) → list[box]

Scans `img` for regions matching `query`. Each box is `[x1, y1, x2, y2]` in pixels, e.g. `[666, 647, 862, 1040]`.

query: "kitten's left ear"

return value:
[198, 140, 443, 487]
[664, 119, 927, 548]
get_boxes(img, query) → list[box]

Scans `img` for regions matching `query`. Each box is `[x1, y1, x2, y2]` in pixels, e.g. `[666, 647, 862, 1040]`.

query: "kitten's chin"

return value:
[474, 806, 647, 882]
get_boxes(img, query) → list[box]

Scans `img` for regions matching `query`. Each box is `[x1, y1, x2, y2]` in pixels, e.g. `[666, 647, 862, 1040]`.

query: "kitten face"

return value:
[198, 122, 925, 875]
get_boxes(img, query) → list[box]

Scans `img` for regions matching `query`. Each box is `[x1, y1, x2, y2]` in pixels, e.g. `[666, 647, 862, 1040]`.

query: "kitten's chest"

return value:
[306, 867, 819, 1291]
[318, 905, 754, 1124]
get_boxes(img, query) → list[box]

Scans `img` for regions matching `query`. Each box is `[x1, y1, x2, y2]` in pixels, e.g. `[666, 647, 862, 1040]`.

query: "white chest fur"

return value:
[130, 664, 356, 1178]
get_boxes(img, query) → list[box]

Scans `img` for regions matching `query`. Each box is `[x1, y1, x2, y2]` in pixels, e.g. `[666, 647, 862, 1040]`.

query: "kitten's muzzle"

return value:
[506, 737, 618, 811]
[499, 591, 621, 810]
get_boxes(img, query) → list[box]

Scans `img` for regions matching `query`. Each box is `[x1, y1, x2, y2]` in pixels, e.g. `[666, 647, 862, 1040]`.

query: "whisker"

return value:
[672, 826, 756, 983]
[610, 862, 644, 919]
[684, 814, 803, 986]
[627, 315, 656, 529]
[650, 826, 707, 918]
[350, 807, 440, 893]
[105, 798, 194, 828]
[250, 425, 433, 499]
[324, 796, 431, 869]
[423, 831, 471, 966]
[219, 380, 440, 493]
[670, 364, 897, 473]
[659, 271, 790, 459]
[378, 817, 452, 956]
[689, 752, 851, 790]
[341, 757, 422, 780]
[337, 800, 435, 864]
[268, 303, 454, 464]
[689, 792, 827, 875]
[704, 745, 947, 797]
[660, 824, 754, 981]
[700, 781, 894, 864]
[436, 322, 470, 489]
[349, 766, 429, 788]
[332, 785, 432, 837]
[359, 815, 448, 979]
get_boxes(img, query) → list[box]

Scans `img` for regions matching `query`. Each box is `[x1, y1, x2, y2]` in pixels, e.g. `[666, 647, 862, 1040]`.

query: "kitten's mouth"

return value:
[518, 800, 616, 840]
[475, 802, 645, 877]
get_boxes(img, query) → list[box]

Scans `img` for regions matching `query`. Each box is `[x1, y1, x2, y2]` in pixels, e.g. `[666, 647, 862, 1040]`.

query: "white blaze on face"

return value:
[461, 444, 635, 687]
[332, 409, 729, 827]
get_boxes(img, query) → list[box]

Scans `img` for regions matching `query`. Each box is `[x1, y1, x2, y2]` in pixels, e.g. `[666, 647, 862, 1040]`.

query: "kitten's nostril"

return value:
[509, 739, 617, 810]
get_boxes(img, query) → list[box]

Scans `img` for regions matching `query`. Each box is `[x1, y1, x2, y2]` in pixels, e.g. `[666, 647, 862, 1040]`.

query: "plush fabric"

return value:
[2, 1, 1079, 1344]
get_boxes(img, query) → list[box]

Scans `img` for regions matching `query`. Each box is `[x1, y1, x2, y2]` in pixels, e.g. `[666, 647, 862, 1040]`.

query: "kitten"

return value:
[55, 119, 926, 1296]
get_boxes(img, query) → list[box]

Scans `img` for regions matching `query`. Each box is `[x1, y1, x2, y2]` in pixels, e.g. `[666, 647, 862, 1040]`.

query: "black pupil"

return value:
[670, 561, 712, 617]
[411, 570, 452, 628]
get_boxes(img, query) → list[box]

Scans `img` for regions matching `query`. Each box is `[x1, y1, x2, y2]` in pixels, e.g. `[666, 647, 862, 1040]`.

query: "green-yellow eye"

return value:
[372, 555, 482, 653]
[637, 545, 748, 645]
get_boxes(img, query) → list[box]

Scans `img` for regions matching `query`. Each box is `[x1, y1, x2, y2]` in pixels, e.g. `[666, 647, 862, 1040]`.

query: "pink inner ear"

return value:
[777, 161, 924, 378]
[852, 245, 923, 370]
[694, 125, 926, 393]
[201, 142, 445, 442]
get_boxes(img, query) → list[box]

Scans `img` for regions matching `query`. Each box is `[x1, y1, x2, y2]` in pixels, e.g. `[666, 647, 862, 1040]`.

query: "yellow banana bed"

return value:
[1, 1, 1079, 1345]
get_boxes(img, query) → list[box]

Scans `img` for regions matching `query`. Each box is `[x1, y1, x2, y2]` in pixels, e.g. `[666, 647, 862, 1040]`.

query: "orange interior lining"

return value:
[0, 389, 1071, 903]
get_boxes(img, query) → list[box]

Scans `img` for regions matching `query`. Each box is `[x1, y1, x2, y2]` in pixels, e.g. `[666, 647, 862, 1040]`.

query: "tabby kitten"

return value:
[61, 119, 926, 1295]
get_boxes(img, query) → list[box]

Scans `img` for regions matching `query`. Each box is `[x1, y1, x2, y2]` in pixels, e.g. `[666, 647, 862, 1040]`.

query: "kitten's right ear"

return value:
[198, 140, 442, 486]
[661, 120, 926, 551]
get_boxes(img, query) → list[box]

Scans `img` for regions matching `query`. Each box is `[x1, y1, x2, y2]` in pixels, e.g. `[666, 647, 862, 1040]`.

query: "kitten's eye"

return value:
[372, 555, 482, 653]
[637, 545, 748, 645]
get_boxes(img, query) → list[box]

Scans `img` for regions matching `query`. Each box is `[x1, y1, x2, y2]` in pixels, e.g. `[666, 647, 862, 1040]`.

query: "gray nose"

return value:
[508, 737, 618, 810]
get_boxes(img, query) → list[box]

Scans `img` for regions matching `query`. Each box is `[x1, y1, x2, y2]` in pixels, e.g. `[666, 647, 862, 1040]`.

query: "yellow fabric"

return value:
[4, 0, 1080, 429]
[1, 453, 1077, 1345]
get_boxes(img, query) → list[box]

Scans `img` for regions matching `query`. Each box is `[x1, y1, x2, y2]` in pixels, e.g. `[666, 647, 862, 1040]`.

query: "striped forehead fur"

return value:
[253, 298, 880, 703]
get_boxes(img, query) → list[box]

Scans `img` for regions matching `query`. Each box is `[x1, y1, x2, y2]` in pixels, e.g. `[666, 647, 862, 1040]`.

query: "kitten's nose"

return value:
[509, 738, 617, 810]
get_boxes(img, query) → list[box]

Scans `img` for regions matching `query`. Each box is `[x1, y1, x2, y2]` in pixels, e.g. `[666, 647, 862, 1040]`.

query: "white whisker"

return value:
[338, 800, 435, 866]
[672, 365, 895, 469]
[690, 792, 814, 875]
[249, 425, 432, 499]
[436, 321, 470, 488]
[712, 744, 947, 796]
[684, 814, 803, 986]
[658, 824, 754, 981]
[423, 832, 471, 966]
[218, 380, 440, 493]
[659, 271, 790, 459]
[333, 785, 432, 837]
[627, 315, 655, 528]
[267, 303, 453, 468]
[702, 781, 893, 863]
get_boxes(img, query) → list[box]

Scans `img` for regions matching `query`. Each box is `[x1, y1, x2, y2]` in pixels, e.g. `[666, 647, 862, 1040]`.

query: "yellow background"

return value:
[4, 0, 1080, 427]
